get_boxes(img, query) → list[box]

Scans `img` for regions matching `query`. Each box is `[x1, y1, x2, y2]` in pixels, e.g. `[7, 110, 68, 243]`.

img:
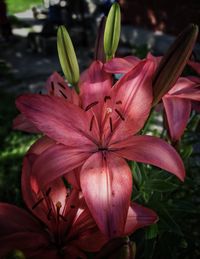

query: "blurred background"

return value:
[0, 1, 200, 259]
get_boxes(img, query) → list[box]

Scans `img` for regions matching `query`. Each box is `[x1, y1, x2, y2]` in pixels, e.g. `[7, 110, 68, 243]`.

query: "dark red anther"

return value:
[51, 81, 55, 91]
[45, 187, 52, 197]
[116, 100, 122, 105]
[58, 82, 66, 89]
[115, 109, 125, 121]
[104, 96, 111, 102]
[47, 208, 52, 220]
[32, 197, 44, 210]
[85, 101, 99, 111]
[59, 90, 67, 99]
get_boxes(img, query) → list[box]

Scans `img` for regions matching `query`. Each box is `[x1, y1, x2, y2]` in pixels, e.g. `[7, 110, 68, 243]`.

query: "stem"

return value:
[74, 82, 80, 94]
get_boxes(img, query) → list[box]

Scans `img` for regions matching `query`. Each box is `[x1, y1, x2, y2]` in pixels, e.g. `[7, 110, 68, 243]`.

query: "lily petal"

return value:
[80, 152, 132, 238]
[13, 113, 40, 133]
[0, 232, 49, 258]
[111, 135, 185, 181]
[28, 136, 56, 155]
[0, 203, 42, 236]
[109, 60, 155, 143]
[32, 144, 91, 188]
[124, 202, 158, 235]
[188, 60, 200, 74]
[16, 94, 98, 147]
[79, 61, 112, 109]
[104, 56, 140, 74]
[171, 87, 200, 101]
[68, 206, 107, 252]
[163, 97, 191, 141]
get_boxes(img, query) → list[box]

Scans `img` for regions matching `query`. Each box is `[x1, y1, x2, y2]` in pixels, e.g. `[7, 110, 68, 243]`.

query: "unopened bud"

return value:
[104, 3, 121, 61]
[57, 26, 80, 88]
[153, 24, 198, 106]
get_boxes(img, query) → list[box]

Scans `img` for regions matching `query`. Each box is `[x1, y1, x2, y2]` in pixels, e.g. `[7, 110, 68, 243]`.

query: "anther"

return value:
[50, 82, 55, 95]
[116, 100, 122, 105]
[59, 90, 67, 99]
[47, 208, 52, 220]
[115, 109, 125, 121]
[56, 201, 62, 209]
[109, 117, 113, 132]
[104, 96, 111, 102]
[32, 197, 44, 210]
[85, 101, 99, 111]
[58, 82, 66, 89]
[45, 187, 52, 197]
[89, 115, 94, 131]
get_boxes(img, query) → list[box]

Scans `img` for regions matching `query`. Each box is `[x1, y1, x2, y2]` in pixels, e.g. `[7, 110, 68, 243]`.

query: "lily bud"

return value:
[57, 26, 80, 87]
[95, 236, 136, 259]
[153, 24, 199, 106]
[104, 2, 121, 61]
[94, 16, 107, 62]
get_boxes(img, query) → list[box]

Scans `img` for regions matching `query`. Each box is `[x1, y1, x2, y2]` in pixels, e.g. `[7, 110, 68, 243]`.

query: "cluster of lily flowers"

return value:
[1, 3, 200, 259]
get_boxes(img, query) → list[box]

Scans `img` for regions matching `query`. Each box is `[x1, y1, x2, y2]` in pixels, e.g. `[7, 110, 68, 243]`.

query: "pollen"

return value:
[106, 107, 112, 114]
[56, 201, 62, 209]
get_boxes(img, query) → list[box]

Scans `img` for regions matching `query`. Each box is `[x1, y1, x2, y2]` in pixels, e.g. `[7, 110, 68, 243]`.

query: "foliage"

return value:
[0, 91, 39, 205]
[6, 0, 43, 14]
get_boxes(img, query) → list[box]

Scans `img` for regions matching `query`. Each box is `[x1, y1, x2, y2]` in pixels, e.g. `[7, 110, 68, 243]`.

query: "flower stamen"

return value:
[115, 108, 125, 121]
[57, 82, 65, 89]
[47, 208, 52, 220]
[46, 187, 52, 196]
[59, 90, 67, 99]
[104, 95, 111, 102]
[116, 100, 122, 105]
[85, 101, 99, 111]
[32, 197, 44, 210]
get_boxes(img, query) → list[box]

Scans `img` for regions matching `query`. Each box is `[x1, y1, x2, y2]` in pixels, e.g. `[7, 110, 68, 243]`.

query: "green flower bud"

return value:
[104, 2, 121, 61]
[57, 26, 80, 88]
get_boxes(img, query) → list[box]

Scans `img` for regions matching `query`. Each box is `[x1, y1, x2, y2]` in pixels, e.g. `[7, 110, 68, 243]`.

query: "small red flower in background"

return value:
[105, 53, 200, 142]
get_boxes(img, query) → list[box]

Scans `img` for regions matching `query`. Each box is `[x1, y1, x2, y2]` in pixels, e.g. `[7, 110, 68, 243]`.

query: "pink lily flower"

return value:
[0, 148, 107, 258]
[105, 54, 200, 141]
[0, 136, 158, 258]
[162, 76, 200, 142]
[16, 60, 184, 237]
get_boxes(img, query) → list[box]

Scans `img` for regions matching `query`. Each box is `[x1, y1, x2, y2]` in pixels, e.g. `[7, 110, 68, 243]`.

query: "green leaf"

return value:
[143, 179, 178, 192]
[131, 162, 143, 186]
[57, 26, 80, 87]
[104, 3, 121, 60]
[145, 224, 159, 240]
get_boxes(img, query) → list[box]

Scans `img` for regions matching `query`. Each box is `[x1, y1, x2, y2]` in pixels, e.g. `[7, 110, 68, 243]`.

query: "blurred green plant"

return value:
[0, 90, 39, 205]
[129, 110, 200, 259]
[6, 0, 43, 14]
